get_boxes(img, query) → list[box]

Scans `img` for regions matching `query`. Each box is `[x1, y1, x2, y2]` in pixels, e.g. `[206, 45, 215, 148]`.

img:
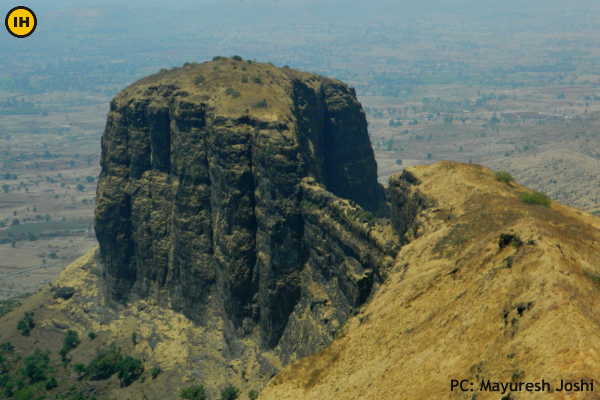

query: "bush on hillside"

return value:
[116, 356, 144, 386]
[59, 330, 80, 359]
[220, 384, 240, 400]
[193, 75, 205, 85]
[495, 170, 514, 183]
[87, 343, 121, 380]
[518, 191, 551, 207]
[180, 385, 207, 400]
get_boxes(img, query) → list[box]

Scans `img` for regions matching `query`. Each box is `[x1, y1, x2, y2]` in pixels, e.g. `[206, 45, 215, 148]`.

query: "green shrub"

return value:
[255, 100, 267, 108]
[0, 300, 20, 318]
[180, 385, 207, 400]
[193, 75, 205, 85]
[88, 332, 97, 340]
[151, 367, 161, 379]
[23, 349, 51, 383]
[116, 356, 144, 386]
[250, 74, 262, 84]
[0, 341, 12, 353]
[0, 373, 14, 388]
[248, 389, 259, 400]
[17, 313, 34, 336]
[241, 76, 248, 83]
[87, 343, 121, 380]
[45, 376, 58, 390]
[246, 60, 253, 64]
[12, 383, 46, 400]
[73, 363, 88, 378]
[225, 87, 241, 98]
[74, 391, 86, 400]
[221, 385, 240, 400]
[59, 330, 80, 359]
[518, 191, 551, 207]
[213, 56, 226, 61]
[131, 332, 138, 345]
[232, 55, 243, 61]
[242, 66, 247, 71]
[495, 171, 514, 183]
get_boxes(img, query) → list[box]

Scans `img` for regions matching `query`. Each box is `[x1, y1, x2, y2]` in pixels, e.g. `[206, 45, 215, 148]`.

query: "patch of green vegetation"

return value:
[454, 235, 468, 245]
[180, 385, 207, 400]
[44, 376, 57, 390]
[255, 99, 267, 108]
[84, 342, 143, 386]
[0, 218, 93, 236]
[495, 171, 514, 183]
[87, 342, 121, 380]
[220, 384, 240, 400]
[151, 367, 161, 379]
[0, 300, 21, 318]
[59, 330, 80, 359]
[250, 74, 262, 84]
[115, 356, 144, 386]
[73, 363, 88, 379]
[193, 75, 205, 85]
[248, 389, 259, 399]
[88, 332, 97, 340]
[17, 312, 35, 337]
[358, 211, 374, 221]
[12, 381, 47, 399]
[1, 342, 15, 354]
[232, 55, 243, 61]
[518, 191, 551, 207]
[224, 86, 241, 98]
[23, 349, 51, 383]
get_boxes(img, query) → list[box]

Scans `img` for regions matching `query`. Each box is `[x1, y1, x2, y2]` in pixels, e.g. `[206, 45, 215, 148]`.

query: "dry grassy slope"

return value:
[259, 161, 600, 400]
[0, 249, 271, 399]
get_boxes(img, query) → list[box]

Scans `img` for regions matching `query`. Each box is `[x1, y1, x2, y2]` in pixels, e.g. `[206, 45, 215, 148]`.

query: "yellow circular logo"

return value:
[5, 6, 37, 38]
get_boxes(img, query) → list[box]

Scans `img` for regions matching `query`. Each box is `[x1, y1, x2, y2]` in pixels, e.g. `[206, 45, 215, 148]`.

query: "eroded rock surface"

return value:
[94, 59, 396, 372]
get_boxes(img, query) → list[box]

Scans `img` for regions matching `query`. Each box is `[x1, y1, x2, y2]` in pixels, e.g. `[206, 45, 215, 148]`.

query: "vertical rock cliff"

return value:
[94, 59, 395, 367]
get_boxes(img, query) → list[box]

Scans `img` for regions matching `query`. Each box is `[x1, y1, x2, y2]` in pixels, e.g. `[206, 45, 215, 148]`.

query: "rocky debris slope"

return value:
[259, 161, 600, 400]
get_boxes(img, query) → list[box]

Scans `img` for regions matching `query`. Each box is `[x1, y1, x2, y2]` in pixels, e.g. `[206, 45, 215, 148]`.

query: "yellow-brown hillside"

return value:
[259, 161, 600, 400]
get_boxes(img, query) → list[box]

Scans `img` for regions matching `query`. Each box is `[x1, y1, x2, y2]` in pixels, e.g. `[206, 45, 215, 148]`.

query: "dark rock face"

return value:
[95, 60, 393, 366]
